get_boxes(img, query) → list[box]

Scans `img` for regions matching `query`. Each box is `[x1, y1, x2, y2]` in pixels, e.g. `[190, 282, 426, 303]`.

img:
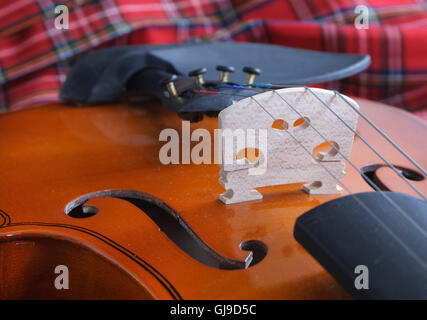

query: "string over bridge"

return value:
[218, 87, 359, 204]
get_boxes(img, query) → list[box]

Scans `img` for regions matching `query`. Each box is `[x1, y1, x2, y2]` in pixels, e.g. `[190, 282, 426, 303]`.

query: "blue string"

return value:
[246, 83, 273, 88]
[216, 83, 273, 89]
[216, 84, 245, 89]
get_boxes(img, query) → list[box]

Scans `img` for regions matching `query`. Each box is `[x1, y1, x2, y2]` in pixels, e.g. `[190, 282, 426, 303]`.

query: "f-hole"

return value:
[361, 164, 424, 191]
[65, 190, 267, 270]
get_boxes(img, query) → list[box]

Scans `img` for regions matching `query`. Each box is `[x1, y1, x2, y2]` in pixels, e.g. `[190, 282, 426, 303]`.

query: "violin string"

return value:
[264, 91, 427, 237]
[251, 91, 413, 198]
[190, 88, 426, 199]
[334, 90, 427, 176]
[191, 88, 427, 255]
[249, 95, 415, 196]
[270, 90, 396, 193]
[214, 83, 427, 177]
[190, 87, 427, 267]
[198, 85, 426, 199]
[249, 94, 427, 268]
[194, 87, 427, 207]
[303, 86, 426, 200]
[248, 94, 364, 194]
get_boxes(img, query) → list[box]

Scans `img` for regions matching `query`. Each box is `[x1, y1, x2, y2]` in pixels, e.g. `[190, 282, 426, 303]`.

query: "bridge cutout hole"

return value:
[293, 117, 310, 129]
[272, 119, 288, 130]
[313, 141, 340, 160]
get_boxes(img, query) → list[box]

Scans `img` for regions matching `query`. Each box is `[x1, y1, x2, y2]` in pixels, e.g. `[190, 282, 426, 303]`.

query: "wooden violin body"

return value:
[0, 98, 426, 299]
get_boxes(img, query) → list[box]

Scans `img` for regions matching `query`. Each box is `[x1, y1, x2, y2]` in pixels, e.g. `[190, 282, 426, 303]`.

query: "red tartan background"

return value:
[0, 0, 427, 121]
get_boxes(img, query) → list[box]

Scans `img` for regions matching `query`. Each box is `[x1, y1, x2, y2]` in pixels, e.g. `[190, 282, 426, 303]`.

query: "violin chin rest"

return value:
[294, 191, 427, 300]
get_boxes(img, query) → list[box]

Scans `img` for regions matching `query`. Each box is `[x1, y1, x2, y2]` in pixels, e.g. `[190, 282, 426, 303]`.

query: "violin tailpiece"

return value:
[218, 87, 359, 204]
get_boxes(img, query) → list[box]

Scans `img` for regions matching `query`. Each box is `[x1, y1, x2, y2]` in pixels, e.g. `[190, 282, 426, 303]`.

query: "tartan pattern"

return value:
[0, 0, 427, 120]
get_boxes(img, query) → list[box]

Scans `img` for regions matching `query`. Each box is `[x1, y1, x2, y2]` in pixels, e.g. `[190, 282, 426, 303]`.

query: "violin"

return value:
[0, 43, 426, 300]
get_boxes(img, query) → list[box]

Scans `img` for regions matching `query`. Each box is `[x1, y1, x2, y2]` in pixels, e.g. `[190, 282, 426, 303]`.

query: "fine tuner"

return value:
[154, 65, 275, 122]
[161, 65, 263, 99]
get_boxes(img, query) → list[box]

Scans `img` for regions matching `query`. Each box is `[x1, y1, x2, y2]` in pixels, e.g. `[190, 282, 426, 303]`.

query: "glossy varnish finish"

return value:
[0, 99, 426, 299]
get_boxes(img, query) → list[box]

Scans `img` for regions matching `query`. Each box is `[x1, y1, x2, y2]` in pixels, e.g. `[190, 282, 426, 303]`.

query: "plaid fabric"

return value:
[1, 0, 427, 121]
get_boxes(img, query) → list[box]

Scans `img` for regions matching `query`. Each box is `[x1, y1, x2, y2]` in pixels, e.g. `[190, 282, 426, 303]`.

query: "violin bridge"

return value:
[218, 87, 359, 204]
